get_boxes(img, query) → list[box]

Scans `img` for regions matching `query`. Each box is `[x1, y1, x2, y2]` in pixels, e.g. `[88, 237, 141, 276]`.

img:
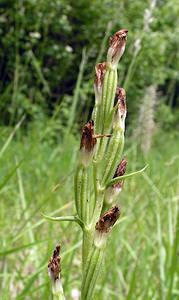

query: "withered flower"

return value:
[95, 206, 120, 233]
[80, 120, 97, 167]
[48, 245, 61, 281]
[105, 158, 127, 204]
[94, 62, 107, 100]
[117, 87, 127, 119]
[80, 120, 97, 153]
[107, 29, 128, 68]
[114, 87, 127, 130]
[48, 245, 65, 298]
[112, 158, 127, 190]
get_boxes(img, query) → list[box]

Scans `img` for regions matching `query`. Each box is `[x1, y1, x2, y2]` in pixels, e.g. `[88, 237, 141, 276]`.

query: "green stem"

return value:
[75, 163, 90, 225]
[74, 165, 83, 218]
[92, 190, 105, 229]
[81, 243, 105, 300]
[92, 152, 105, 223]
[82, 227, 94, 271]
[81, 167, 89, 224]
[51, 279, 66, 300]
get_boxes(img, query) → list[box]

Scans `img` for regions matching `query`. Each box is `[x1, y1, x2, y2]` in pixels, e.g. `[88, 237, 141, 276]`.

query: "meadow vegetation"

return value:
[0, 0, 179, 299]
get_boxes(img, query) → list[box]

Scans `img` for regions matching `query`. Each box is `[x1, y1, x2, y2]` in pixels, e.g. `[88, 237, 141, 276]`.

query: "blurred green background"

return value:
[0, 0, 178, 299]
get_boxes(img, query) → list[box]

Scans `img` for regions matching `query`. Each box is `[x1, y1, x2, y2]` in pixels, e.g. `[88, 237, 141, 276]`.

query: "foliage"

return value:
[0, 0, 179, 127]
[156, 103, 179, 131]
[0, 1, 179, 298]
[0, 123, 178, 299]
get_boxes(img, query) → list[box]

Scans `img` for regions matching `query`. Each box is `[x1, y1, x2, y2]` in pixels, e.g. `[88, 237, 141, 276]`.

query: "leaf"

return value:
[0, 160, 23, 190]
[106, 164, 148, 187]
[0, 239, 47, 257]
[42, 214, 83, 228]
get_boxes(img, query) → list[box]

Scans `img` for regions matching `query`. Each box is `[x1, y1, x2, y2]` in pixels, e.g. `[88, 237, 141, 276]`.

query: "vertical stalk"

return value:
[82, 206, 120, 300]
[81, 30, 128, 299]
[47, 29, 129, 300]
[51, 280, 66, 300]
[74, 164, 90, 225]
[45, 28, 150, 300]
[81, 167, 89, 223]
[82, 227, 94, 270]
[74, 165, 83, 219]
[81, 245, 104, 300]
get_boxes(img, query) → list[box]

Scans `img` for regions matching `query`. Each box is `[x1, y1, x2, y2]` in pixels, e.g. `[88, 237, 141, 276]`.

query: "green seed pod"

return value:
[102, 88, 127, 185]
[93, 63, 107, 134]
[75, 121, 96, 222]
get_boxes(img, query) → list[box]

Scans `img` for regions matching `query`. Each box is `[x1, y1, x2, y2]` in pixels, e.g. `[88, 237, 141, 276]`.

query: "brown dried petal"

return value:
[94, 62, 107, 91]
[113, 158, 127, 178]
[95, 206, 120, 233]
[80, 120, 97, 152]
[109, 29, 128, 47]
[48, 245, 61, 281]
[113, 158, 127, 189]
[108, 29, 128, 63]
[116, 87, 127, 119]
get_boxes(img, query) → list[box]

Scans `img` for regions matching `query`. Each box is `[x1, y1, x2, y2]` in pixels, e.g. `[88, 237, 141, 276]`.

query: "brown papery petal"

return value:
[95, 206, 120, 233]
[80, 120, 97, 152]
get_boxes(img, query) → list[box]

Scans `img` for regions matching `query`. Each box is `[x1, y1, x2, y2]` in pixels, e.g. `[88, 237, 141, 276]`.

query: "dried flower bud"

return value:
[105, 159, 127, 204]
[112, 158, 127, 189]
[48, 245, 61, 281]
[94, 62, 107, 100]
[117, 87, 127, 118]
[107, 29, 128, 68]
[80, 120, 97, 167]
[113, 87, 127, 130]
[95, 206, 120, 233]
[48, 245, 65, 299]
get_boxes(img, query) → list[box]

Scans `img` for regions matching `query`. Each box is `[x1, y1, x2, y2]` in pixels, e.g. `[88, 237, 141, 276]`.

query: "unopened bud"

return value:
[94, 62, 107, 100]
[105, 158, 127, 203]
[113, 87, 127, 131]
[80, 120, 97, 167]
[107, 29, 128, 68]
